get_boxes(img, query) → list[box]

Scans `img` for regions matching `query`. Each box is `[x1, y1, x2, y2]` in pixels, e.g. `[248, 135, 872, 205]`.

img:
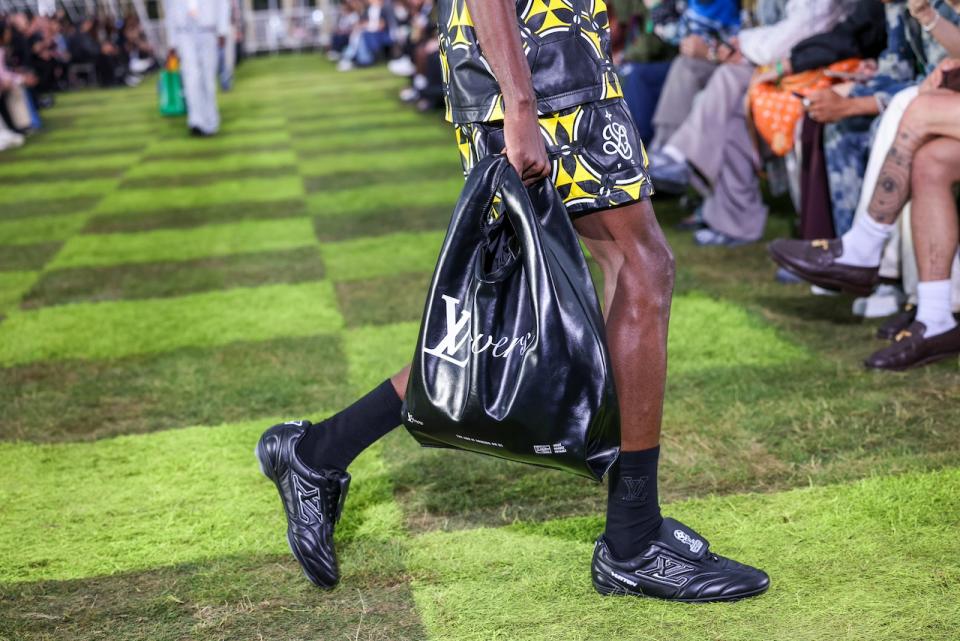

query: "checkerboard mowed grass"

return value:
[1, 56, 959, 641]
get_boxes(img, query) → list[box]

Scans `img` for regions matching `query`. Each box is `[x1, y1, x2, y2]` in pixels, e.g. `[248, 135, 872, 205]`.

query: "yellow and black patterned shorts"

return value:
[453, 98, 653, 216]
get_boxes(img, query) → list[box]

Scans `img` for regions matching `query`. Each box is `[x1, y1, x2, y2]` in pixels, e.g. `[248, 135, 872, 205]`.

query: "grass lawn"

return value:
[1, 54, 958, 641]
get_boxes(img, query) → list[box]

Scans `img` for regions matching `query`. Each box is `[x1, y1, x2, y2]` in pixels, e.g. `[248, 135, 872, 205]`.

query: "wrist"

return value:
[919, 9, 940, 30]
[504, 93, 537, 116]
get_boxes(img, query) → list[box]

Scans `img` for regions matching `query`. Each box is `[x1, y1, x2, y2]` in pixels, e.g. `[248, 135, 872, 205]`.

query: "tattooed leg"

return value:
[867, 124, 928, 224]
[910, 137, 960, 282]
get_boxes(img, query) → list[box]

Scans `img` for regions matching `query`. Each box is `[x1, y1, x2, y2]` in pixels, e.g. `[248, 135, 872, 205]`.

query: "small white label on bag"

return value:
[534, 443, 566, 455]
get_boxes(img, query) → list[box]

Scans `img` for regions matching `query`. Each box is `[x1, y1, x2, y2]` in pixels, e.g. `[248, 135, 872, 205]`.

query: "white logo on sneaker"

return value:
[406, 412, 424, 426]
[674, 530, 704, 554]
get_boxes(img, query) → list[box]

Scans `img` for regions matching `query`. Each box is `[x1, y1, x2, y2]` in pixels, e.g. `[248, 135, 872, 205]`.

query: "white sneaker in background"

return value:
[852, 283, 906, 319]
[387, 55, 415, 76]
[0, 130, 24, 148]
[810, 285, 841, 297]
[337, 59, 354, 72]
[399, 87, 419, 102]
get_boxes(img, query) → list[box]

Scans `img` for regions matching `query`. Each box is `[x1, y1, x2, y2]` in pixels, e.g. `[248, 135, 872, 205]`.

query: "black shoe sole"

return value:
[594, 580, 770, 603]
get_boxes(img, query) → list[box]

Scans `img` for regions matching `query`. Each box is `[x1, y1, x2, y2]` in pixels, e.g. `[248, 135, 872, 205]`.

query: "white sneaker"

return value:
[337, 59, 354, 72]
[0, 130, 24, 148]
[387, 55, 415, 76]
[852, 284, 905, 319]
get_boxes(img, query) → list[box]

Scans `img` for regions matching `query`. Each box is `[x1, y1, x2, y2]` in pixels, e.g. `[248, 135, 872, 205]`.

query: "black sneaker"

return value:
[255, 420, 351, 589]
[592, 518, 770, 602]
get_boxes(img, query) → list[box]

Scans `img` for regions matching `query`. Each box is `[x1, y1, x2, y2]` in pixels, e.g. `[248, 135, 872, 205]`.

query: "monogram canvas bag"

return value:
[402, 155, 620, 481]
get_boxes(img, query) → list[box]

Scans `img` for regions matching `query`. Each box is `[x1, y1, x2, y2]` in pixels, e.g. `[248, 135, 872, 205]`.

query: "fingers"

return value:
[521, 158, 551, 186]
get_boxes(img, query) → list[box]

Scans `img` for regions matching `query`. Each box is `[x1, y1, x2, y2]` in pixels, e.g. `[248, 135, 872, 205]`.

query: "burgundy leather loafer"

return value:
[768, 238, 879, 296]
[864, 321, 960, 371]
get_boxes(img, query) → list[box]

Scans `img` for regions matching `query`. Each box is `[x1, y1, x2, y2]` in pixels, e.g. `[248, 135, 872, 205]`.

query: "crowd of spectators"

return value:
[332, 0, 960, 370]
[0, 9, 157, 151]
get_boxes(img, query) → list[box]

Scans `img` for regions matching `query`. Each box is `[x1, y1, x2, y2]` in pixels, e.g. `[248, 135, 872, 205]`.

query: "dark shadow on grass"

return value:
[0, 550, 425, 641]
[0, 196, 101, 220]
[83, 199, 308, 233]
[312, 205, 450, 242]
[0, 335, 353, 442]
[0, 242, 62, 271]
[119, 165, 297, 190]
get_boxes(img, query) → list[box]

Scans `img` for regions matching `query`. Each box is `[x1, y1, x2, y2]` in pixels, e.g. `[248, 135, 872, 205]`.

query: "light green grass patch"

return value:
[49, 218, 316, 269]
[411, 468, 960, 641]
[0, 178, 118, 205]
[669, 293, 808, 375]
[145, 130, 289, 156]
[94, 176, 304, 214]
[15, 136, 146, 157]
[0, 419, 400, 584]
[299, 144, 459, 177]
[293, 125, 449, 153]
[0, 271, 36, 312]
[0, 282, 343, 365]
[0, 213, 89, 246]
[320, 230, 444, 281]
[0, 153, 138, 178]
[308, 176, 461, 218]
[343, 321, 420, 391]
[125, 149, 298, 178]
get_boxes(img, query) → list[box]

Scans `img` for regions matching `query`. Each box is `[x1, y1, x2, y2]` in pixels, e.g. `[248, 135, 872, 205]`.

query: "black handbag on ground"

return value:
[401, 155, 620, 481]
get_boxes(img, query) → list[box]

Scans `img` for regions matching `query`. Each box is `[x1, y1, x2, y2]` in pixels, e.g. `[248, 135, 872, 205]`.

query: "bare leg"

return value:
[868, 92, 960, 224]
[574, 200, 675, 452]
[390, 366, 410, 400]
[910, 137, 960, 281]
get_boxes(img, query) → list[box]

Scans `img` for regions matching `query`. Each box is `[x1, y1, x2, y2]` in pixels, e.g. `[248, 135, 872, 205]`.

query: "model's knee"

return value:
[620, 236, 675, 314]
[902, 95, 935, 132]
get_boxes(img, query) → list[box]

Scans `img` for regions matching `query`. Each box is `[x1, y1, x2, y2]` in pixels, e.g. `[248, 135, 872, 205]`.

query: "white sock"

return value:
[662, 144, 686, 164]
[916, 280, 958, 337]
[837, 216, 894, 267]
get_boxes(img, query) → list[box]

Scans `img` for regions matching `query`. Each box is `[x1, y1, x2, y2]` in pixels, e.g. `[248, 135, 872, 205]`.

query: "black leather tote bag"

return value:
[402, 154, 620, 481]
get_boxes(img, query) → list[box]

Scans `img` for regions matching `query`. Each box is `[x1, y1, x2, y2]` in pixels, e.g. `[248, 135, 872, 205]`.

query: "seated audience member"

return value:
[648, 0, 851, 246]
[337, 0, 393, 71]
[805, 0, 960, 238]
[770, 58, 960, 368]
[649, 0, 742, 150]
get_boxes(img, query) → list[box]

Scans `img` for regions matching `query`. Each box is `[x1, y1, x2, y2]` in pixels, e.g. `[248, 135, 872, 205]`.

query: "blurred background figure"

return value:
[164, 0, 230, 137]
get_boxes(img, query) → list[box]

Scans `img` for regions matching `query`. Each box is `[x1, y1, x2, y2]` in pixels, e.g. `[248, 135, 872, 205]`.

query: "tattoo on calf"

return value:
[867, 128, 925, 225]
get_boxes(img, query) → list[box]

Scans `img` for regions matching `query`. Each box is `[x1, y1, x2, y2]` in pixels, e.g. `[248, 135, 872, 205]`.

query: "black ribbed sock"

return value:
[603, 446, 663, 560]
[295, 379, 402, 472]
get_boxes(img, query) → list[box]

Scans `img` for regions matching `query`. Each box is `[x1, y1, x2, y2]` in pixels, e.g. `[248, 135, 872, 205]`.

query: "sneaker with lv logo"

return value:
[768, 238, 879, 296]
[592, 518, 770, 602]
[256, 421, 351, 588]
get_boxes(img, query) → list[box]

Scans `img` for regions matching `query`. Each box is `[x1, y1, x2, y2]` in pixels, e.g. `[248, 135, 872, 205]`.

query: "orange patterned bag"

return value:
[749, 59, 861, 156]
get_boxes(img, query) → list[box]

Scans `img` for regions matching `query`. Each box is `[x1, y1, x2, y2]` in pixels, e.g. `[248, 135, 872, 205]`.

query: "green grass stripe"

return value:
[120, 165, 296, 189]
[25, 247, 325, 308]
[308, 176, 462, 218]
[145, 130, 289, 156]
[84, 199, 308, 233]
[0, 197, 100, 221]
[410, 468, 960, 641]
[0, 242, 61, 271]
[668, 292, 807, 374]
[0, 334, 355, 442]
[0, 213, 89, 246]
[125, 149, 298, 178]
[1, 140, 146, 160]
[0, 420, 402, 584]
[293, 123, 449, 152]
[93, 176, 304, 214]
[288, 110, 428, 136]
[0, 271, 36, 313]
[0, 152, 138, 179]
[40, 120, 159, 142]
[0, 281, 343, 366]
[304, 163, 460, 194]
[313, 204, 452, 242]
[343, 321, 420, 392]
[299, 144, 459, 177]
[320, 230, 445, 282]
[0, 178, 117, 205]
[336, 272, 431, 328]
[49, 218, 316, 269]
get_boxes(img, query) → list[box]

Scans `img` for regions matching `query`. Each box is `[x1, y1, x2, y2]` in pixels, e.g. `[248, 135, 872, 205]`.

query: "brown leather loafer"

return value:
[768, 238, 879, 296]
[864, 321, 960, 371]
[876, 304, 916, 340]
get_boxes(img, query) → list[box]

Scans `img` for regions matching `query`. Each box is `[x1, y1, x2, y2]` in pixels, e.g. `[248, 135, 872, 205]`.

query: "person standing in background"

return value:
[165, 0, 230, 137]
